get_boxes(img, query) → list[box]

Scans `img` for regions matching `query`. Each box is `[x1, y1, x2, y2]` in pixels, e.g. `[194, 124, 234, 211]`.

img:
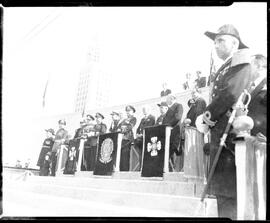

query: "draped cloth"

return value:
[243, 135, 266, 220]
[183, 126, 207, 181]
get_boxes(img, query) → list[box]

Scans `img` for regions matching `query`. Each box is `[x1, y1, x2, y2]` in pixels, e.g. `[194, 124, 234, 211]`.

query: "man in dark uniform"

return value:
[134, 106, 156, 167]
[51, 119, 69, 176]
[37, 128, 55, 175]
[196, 24, 253, 219]
[81, 115, 96, 171]
[245, 54, 267, 220]
[162, 95, 183, 170]
[89, 113, 107, 170]
[247, 54, 267, 137]
[185, 89, 207, 127]
[156, 102, 169, 125]
[109, 111, 121, 133]
[118, 105, 137, 171]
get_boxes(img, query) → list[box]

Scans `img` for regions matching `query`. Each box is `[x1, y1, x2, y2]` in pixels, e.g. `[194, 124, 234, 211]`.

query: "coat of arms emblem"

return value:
[147, 137, 161, 157]
[99, 138, 114, 164]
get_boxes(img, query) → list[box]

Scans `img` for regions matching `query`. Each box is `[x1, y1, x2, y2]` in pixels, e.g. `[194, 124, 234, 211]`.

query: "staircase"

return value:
[2, 168, 217, 217]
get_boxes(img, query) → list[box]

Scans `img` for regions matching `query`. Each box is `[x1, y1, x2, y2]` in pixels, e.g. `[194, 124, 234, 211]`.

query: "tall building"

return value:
[74, 42, 112, 114]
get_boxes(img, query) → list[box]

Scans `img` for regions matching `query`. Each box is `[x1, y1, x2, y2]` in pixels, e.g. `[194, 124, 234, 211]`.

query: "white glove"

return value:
[195, 114, 209, 134]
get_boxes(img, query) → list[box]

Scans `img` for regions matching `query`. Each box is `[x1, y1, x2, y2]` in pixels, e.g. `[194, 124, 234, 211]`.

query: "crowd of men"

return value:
[36, 24, 266, 220]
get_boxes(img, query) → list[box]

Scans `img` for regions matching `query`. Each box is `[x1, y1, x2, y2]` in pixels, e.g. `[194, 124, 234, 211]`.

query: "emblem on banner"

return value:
[147, 137, 161, 157]
[100, 138, 114, 164]
[69, 147, 76, 161]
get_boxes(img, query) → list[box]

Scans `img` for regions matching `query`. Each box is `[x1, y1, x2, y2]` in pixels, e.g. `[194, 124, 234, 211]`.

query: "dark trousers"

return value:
[216, 195, 237, 220]
[120, 140, 131, 171]
[50, 151, 57, 176]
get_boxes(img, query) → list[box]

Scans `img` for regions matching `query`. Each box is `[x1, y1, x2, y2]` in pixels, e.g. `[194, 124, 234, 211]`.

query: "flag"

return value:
[42, 78, 49, 108]
[141, 125, 166, 177]
[93, 132, 119, 176]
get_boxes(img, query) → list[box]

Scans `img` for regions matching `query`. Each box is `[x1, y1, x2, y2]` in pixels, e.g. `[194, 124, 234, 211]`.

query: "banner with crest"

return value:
[93, 132, 119, 176]
[141, 125, 166, 177]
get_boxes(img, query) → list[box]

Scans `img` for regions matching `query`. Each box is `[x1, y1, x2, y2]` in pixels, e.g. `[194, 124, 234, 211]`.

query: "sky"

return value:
[2, 3, 267, 165]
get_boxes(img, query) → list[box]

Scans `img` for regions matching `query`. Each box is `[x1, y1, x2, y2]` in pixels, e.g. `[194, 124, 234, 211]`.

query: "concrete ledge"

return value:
[4, 181, 217, 217]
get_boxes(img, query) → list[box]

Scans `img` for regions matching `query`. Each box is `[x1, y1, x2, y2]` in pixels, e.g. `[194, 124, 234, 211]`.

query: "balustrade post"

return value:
[76, 138, 86, 172]
[115, 133, 123, 172]
[233, 114, 254, 220]
[164, 126, 172, 173]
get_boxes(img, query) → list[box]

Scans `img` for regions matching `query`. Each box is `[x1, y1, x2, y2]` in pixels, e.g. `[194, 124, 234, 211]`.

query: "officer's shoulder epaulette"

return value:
[231, 48, 251, 67]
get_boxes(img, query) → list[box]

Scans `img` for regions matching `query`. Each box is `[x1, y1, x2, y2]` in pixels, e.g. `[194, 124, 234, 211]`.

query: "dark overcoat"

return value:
[162, 102, 183, 154]
[247, 78, 267, 136]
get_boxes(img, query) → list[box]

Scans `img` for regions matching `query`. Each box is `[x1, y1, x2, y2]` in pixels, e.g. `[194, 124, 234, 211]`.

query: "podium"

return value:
[183, 126, 207, 181]
[76, 133, 123, 176]
[141, 125, 172, 177]
[94, 132, 123, 175]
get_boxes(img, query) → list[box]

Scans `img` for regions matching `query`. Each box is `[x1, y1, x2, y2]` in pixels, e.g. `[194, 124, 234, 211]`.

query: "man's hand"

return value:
[195, 114, 209, 134]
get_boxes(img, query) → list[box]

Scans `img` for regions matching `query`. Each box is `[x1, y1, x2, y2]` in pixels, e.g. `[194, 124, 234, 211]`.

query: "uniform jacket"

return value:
[85, 123, 107, 148]
[136, 114, 156, 135]
[203, 49, 253, 198]
[118, 116, 137, 141]
[73, 127, 84, 140]
[156, 114, 166, 125]
[162, 102, 183, 127]
[94, 123, 107, 135]
[109, 120, 121, 133]
[248, 77, 267, 136]
[162, 102, 183, 154]
[186, 97, 207, 127]
[52, 128, 69, 152]
[37, 137, 54, 167]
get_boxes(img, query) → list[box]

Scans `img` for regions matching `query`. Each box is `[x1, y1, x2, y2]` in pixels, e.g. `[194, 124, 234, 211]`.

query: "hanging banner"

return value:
[63, 139, 81, 175]
[93, 132, 119, 176]
[141, 125, 166, 177]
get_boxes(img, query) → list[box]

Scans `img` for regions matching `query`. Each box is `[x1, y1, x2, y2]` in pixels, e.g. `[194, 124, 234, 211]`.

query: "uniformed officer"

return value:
[51, 119, 69, 176]
[162, 95, 183, 170]
[248, 54, 267, 137]
[81, 114, 96, 171]
[118, 105, 137, 171]
[94, 113, 107, 136]
[156, 102, 169, 125]
[134, 106, 156, 168]
[109, 111, 121, 133]
[196, 24, 253, 219]
[185, 88, 207, 127]
[87, 113, 107, 170]
[37, 128, 55, 175]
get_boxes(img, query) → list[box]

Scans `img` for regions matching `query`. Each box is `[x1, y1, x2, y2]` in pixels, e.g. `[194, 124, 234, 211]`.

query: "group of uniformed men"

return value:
[37, 24, 266, 220]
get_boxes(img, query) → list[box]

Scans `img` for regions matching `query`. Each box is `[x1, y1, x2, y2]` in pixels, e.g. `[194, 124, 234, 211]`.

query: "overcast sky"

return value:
[2, 3, 267, 165]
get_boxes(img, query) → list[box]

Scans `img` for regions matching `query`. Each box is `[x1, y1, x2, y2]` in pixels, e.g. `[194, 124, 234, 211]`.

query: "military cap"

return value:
[157, 102, 168, 107]
[95, 112, 104, 119]
[204, 24, 248, 49]
[58, 119, 66, 125]
[110, 111, 120, 116]
[86, 114, 95, 120]
[45, 128, 55, 135]
[125, 105, 136, 113]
